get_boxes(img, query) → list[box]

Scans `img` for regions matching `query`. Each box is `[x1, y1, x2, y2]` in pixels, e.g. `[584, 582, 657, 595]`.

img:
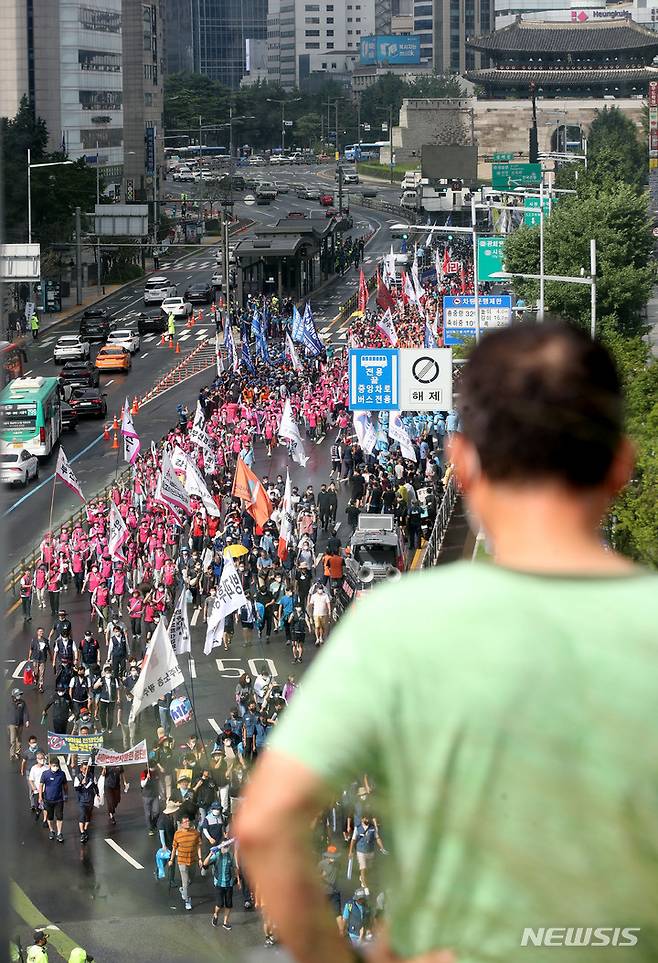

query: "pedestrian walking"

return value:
[30, 312, 40, 340]
[169, 813, 202, 911]
[39, 756, 67, 843]
[204, 835, 239, 930]
[8, 688, 30, 762]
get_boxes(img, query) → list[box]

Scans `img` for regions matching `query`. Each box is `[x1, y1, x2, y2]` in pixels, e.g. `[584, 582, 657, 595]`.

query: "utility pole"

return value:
[96, 143, 102, 294]
[335, 101, 340, 158]
[388, 105, 394, 184]
[229, 103, 234, 159]
[338, 165, 344, 216]
[281, 102, 286, 153]
[199, 114, 203, 162]
[590, 238, 597, 339]
[75, 207, 82, 305]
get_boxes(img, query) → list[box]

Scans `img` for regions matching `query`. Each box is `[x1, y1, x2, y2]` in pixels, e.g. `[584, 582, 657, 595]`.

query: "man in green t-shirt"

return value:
[235, 322, 658, 963]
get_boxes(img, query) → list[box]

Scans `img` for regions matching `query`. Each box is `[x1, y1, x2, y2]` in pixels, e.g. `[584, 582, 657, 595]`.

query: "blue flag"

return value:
[251, 307, 262, 339]
[241, 337, 256, 374]
[262, 304, 271, 336]
[256, 327, 271, 364]
[291, 305, 304, 343]
[424, 319, 438, 348]
[302, 302, 324, 357]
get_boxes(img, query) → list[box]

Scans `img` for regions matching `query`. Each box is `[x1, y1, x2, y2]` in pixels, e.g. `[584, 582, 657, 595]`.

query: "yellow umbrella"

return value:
[349, 309, 364, 320]
[225, 543, 249, 558]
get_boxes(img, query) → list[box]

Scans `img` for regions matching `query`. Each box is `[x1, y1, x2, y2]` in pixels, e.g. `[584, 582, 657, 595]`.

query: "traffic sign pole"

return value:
[470, 195, 480, 343]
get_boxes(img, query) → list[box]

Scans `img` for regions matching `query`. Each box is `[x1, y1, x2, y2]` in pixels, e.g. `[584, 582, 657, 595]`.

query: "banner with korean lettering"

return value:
[129, 619, 184, 722]
[48, 732, 104, 754]
[94, 740, 148, 767]
[203, 554, 247, 655]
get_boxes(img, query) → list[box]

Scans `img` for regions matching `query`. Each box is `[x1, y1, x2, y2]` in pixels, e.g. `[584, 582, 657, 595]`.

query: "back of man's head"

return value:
[458, 322, 623, 489]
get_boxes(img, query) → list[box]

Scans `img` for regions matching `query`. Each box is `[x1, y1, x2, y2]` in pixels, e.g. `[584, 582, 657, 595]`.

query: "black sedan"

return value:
[69, 387, 107, 419]
[60, 361, 100, 390]
[61, 401, 79, 431]
[136, 310, 167, 336]
[184, 283, 214, 305]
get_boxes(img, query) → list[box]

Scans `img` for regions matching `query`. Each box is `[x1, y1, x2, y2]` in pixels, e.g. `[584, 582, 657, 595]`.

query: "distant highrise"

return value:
[166, 0, 268, 89]
[413, 0, 494, 73]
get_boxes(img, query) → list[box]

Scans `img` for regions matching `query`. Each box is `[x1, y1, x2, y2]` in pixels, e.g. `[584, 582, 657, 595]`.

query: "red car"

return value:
[319, 193, 334, 206]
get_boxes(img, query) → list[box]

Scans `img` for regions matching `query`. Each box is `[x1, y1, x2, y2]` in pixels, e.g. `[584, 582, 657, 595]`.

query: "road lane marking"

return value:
[105, 379, 114, 386]
[190, 608, 200, 626]
[189, 658, 196, 679]
[2, 431, 105, 517]
[105, 838, 144, 870]
[12, 660, 27, 678]
[58, 756, 72, 781]
[208, 717, 221, 734]
[11, 880, 79, 962]
[140, 352, 149, 358]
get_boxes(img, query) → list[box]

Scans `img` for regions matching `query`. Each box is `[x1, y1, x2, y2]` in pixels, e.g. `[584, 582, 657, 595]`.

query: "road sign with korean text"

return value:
[492, 162, 542, 190]
[349, 348, 399, 410]
[443, 295, 512, 345]
[399, 348, 452, 411]
[477, 236, 505, 282]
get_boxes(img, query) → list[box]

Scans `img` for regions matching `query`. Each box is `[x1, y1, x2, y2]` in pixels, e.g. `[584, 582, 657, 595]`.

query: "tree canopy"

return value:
[164, 72, 463, 151]
[2, 97, 97, 247]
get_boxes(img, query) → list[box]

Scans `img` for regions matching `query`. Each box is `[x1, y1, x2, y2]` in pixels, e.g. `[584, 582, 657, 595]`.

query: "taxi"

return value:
[94, 344, 132, 372]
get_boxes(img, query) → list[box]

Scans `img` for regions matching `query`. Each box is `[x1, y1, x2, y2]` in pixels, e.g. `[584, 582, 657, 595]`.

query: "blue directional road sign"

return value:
[349, 348, 399, 411]
[443, 295, 512, 345]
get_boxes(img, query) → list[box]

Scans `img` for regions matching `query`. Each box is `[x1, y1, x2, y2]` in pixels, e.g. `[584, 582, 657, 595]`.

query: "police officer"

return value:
[79, 631, 100, 677]
[30, 313, 40, 341]
[167, 311, 176, 342]
[49, 609, 72, 642]
[41, 685, 71, 734]
[52, 629, 76, 687]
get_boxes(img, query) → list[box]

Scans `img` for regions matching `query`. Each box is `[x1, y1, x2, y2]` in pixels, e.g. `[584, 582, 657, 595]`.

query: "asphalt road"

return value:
[6, 165, 409, 962]
[1, 165, 405, 567]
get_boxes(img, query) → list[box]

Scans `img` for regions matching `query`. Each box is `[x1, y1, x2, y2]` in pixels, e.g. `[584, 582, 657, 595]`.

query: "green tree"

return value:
[504, 185, 654, 337]
[586, 106, 646, 191]
[2, 97, 96, 246]
[293, 113, 322, 147]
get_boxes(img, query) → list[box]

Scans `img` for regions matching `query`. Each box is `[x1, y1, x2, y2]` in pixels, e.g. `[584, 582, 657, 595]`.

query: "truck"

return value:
[399, 179, 481, 217]
[335, 515, 406, 616]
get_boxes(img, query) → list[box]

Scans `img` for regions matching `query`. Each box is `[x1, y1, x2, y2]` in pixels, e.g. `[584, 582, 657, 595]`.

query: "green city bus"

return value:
[0, 376, 62, 458]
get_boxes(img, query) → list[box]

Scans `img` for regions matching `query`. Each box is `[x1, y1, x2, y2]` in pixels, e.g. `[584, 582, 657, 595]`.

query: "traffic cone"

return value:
[160, 333, 166, 346]
[175, 341, 181, 354]
[197, 309, 203, 324]
[112, 413, 119, 431]
[103, 424, 110, 442]
[131, 396, 139, 415]
[169, 336, 174, 349]
[111, 430, 119, 450]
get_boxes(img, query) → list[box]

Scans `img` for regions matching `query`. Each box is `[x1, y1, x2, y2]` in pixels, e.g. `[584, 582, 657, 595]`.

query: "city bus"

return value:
[0, 341, 27, 387]
[344, 141, 388, 162]
[0, 376, 62, 458]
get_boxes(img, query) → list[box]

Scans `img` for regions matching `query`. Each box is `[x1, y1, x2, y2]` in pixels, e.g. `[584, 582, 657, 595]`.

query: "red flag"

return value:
[442, 247, 450, 276]
[232, 457, 272, 527]
[358, 269, 368, 313]
[375, 268, 396, 312]
[400, 270, 409, 307]
[460, 263, 467, 294]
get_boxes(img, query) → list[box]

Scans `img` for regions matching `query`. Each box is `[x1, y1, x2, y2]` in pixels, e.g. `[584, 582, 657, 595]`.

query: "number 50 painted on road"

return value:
[215, 658, 278, 678]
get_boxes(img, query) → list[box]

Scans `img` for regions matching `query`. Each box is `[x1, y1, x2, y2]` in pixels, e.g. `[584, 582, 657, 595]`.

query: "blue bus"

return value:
[344, 141, 388, 162]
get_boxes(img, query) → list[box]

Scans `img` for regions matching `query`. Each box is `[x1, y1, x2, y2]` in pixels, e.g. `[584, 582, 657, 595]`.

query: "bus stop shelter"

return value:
[235, 217, 340, 304]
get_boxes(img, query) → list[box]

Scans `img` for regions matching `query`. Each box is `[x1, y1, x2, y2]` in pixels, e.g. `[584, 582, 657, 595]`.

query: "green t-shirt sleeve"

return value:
[268, 583, 395, 790]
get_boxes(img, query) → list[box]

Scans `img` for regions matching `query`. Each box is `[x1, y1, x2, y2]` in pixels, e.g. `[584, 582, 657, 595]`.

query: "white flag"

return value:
[353, 411, 377, 456]
[55, 447, 84, 501]
[129, 618, 184, 722]
[388, 411, 417, 462]
[121, 399, 141, 466]
[435, 247, 443, 282]
[155, 448, 191, 522]
[215, 335, 224, 376]
[375, 308, 398, 347]
[189, 402, 213, 459]
[182, 451, 221, 517]
[277, 469, 294, 562]
[278, 398, 309, 467]
[108, 502, 129, 560]
[203, 554, 247, 655]
[285, 331, 302, 372]
[384, 245, 397, 285]
[168, 590, 191, 655]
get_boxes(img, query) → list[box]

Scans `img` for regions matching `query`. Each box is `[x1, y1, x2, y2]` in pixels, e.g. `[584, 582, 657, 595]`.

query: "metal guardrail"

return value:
[421, 475, 458, 569]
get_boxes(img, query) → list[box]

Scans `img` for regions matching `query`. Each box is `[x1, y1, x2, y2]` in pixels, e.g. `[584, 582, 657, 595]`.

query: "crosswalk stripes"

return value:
[40, 337, 55, 347]
[142, 334, 156, 342]
[178, 333, 191, 341]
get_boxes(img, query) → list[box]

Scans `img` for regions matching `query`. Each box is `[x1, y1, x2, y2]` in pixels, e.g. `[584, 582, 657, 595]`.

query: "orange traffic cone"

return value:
[175, 341, 181, 354]
[131, 396, 139, 415]
[103, 424, 110, 442]
[111, 430, 119, 450]
[112, 413, 119, 431]
[160, 333, 166, 346]
[197, 309, 203, 324]
[169, 336, 174, 349]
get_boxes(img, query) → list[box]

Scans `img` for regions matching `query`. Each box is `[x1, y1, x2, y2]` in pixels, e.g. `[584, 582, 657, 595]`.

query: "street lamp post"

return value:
[266, 98, 301, 153]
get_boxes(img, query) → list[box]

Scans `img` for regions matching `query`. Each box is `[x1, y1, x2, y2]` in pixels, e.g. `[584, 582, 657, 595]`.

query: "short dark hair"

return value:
[458, 322, 623, 488]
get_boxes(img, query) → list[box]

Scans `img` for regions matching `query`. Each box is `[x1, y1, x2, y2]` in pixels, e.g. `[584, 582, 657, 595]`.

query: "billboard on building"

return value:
[421, 145, 478, 183]
[359, 35, 421, 65]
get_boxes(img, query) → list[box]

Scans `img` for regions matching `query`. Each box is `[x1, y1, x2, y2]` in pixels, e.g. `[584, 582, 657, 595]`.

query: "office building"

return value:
[267, 0, 375, 89]
[166, 0, 268, 89]
[0, 0, 29, 119]
[413, 0, 494, 73]
[121, 0, 165, 205]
